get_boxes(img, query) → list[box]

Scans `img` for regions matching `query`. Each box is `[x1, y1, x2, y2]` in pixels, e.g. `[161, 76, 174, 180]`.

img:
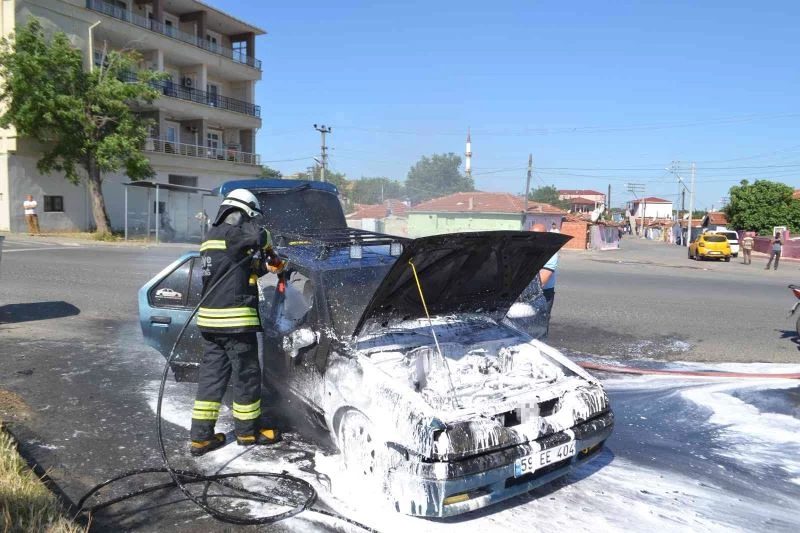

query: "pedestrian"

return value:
[550, 221, 560, 233]
[22, 194, 40, 235]
[189, 188, 286, 456]
[741, 232, 754, 265]
[765, 232, 783, 271]
[533, 223, 558, 332]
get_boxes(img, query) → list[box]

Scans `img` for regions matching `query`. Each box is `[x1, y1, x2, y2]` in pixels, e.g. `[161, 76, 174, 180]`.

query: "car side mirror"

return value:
[283, 327, 318, 358]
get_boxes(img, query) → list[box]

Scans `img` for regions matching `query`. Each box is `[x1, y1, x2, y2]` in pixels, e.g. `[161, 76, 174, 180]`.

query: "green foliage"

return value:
[406, 153, 474, 204]
[351, 177, 404, 204]
[260, 165, 282, 179]
[528, 185, 569, 209]
[0, 18, 163, 232]
[724, 179, 800, 233]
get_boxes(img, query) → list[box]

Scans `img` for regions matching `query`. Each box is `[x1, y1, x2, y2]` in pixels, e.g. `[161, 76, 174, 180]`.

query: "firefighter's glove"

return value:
[266, 258, 288, 274]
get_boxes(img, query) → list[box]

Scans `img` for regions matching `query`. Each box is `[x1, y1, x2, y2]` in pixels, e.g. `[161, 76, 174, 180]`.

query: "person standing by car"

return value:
[22, 194, 40, 235]
[765, 232, 783, 271]
[742, 232, 754, 264]
[506, 223, 560, 339]
[189, 188, 286, 456]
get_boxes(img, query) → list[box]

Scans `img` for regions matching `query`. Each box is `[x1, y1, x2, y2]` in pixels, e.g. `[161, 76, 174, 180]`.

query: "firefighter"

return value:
[189, 188, 285, 456]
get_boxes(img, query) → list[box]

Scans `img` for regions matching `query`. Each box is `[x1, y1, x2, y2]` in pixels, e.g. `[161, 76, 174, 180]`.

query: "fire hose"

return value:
[76, 251, 380, 532]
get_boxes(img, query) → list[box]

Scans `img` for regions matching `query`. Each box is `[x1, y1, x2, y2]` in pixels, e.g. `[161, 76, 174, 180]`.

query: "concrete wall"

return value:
[407, 212, 523, 237]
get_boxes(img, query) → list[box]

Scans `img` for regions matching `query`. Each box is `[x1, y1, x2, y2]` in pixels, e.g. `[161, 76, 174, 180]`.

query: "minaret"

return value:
[465, 127, 472, 180]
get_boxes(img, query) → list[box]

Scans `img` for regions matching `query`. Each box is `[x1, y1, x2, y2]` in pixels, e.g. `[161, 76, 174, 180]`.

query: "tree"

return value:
[406, 153, 474, 204]
[351, 177, 404, 204]
[724, 179, 800, 234]
[260, 165, 282, 179]
[529, 185, 569, 209]
[0, 19, 163, 234]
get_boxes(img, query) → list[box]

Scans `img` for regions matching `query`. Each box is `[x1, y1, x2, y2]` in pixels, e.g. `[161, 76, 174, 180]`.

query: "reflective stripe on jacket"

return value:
[198, 219, 270, 334]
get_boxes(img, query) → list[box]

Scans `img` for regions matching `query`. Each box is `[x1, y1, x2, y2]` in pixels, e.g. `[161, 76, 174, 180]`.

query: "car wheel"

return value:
[724, 257, 731, 262]
[733, 253, 738, 258]
[337, 410, 384, 481]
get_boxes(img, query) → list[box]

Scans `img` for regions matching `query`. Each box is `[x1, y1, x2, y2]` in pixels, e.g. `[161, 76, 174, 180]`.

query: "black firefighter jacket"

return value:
[197, 220, 270, 334]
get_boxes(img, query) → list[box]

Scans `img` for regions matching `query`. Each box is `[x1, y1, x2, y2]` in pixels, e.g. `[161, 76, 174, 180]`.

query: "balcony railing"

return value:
[86, 0, 262, 70]
[144, 138, 261, 166]
[120, 71, 260, 117]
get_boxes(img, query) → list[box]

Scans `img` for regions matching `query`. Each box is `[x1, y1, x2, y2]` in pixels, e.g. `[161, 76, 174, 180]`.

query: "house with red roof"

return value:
[346, 199, 409, 235]
[628, 196, 673, 219]
[558, 189, 606, 205]
[407, 192, 565, 237]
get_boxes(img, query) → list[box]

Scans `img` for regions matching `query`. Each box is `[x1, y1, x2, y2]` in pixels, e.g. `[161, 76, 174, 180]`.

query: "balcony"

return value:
[120, 71, 260, 117]
[86, 0, 262, 70]
[143, 138, 261, 166]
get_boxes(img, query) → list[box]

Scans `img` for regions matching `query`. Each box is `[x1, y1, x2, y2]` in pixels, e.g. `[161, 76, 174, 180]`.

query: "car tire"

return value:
[724, 257, 731, 262]
[733, 253, 738, 258]
[337, 410, 385, 482]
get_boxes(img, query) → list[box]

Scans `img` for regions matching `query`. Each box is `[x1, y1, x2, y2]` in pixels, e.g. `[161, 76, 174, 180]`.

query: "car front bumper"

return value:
[387, 411, 614, 517]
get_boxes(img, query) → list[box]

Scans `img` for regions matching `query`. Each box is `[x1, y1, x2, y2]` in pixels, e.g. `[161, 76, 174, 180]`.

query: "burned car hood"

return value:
[352, 231, 570, 337]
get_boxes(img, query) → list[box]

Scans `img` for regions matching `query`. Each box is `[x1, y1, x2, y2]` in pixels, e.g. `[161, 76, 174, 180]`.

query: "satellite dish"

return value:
[590, 205, 605, 223]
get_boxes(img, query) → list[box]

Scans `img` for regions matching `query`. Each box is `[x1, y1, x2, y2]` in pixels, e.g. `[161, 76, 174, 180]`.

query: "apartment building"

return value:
[0, 0, 265, 239]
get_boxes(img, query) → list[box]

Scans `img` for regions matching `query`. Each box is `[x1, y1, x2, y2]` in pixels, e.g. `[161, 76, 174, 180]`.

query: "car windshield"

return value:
[705, 235, 727, 242]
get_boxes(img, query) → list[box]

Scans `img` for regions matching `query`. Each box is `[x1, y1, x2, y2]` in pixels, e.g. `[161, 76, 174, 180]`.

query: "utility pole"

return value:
[626, 183, 645, 237]
[313, 124, 331, 182]
[523, 153, 532, 223]
[607, 184, 611, 219]
[465, 128, 472, 183]
[687, 162, 696, 246]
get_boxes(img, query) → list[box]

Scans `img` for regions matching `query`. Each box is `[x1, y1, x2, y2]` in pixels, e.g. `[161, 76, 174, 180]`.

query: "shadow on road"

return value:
[0, 301, 80, 324]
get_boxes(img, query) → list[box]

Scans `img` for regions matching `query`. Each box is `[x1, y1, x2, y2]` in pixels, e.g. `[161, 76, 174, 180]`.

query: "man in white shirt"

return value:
[23, 195, 40, 235]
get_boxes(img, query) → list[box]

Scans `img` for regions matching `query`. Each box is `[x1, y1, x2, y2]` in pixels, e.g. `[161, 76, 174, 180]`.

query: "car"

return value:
[138, 179, 614, 517]
[689, 232, 732, 261]
[154, 287, 183, 300]
[714, 230, 740, 257]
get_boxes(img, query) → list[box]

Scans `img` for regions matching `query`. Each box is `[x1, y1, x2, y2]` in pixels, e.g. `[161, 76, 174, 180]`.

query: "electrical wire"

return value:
[75, 251, 381, 532]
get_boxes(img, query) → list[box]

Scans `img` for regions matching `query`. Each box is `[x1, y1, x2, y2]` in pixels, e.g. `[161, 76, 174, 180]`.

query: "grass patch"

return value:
[0, 424, 84, 533]
[90, 231, 121, 242]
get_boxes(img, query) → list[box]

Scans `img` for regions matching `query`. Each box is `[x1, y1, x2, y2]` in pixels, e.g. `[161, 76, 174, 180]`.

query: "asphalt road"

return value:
[552, 237, 800, 363]
[1, 235, 799, 531]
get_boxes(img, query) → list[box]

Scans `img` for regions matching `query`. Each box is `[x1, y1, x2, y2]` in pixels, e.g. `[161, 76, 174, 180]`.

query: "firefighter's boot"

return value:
[189, 433, 226, 456]
[237, 428, 282, 446]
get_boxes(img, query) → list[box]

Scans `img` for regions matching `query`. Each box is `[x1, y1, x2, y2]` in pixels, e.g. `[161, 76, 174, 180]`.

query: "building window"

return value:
[168, 175, 198, 188]
[232, 40, 247, 62]
[43, 196, 64, 212]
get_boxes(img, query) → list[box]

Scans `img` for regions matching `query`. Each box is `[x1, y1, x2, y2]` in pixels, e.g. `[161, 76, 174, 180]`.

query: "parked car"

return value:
[689, 233, 732, 261]
[715, 230, 740, 257]
[138, 179, 614, 517]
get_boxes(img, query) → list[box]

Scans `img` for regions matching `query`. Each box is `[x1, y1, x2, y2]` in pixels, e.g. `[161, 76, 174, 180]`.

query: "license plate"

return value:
[514, 439, 576, 477]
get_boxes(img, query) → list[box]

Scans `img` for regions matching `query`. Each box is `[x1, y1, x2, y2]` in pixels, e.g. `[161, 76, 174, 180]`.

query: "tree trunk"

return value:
[86, 159, 112, 234]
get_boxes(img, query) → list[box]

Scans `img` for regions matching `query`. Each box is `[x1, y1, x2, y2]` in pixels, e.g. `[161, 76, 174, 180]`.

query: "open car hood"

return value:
[352, 231, 571, 337]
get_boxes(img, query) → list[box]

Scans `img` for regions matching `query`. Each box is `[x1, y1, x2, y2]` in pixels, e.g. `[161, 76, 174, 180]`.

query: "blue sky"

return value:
[216, 0, 800, 210]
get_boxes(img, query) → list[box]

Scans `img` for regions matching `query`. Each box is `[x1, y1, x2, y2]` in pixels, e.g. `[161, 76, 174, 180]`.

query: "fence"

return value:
[143, 138, 260, 166]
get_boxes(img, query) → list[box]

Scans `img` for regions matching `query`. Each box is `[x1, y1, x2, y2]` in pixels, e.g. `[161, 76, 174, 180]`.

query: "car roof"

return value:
[216, 178, 340, 197]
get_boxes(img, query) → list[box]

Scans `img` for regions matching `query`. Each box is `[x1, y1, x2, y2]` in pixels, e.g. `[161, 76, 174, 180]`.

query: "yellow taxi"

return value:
[689, 232, 732, 262]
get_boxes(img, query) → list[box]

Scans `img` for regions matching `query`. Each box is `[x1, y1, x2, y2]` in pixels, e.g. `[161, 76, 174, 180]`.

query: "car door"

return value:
[138, 252, 204, 378]
[259, 268, 326, 408]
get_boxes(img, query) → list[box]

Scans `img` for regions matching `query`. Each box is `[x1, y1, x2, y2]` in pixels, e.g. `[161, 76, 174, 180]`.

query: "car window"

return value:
[704, 235, 727, 242]
[721, 232, 738, 241]
[150, 258, 191, 307]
